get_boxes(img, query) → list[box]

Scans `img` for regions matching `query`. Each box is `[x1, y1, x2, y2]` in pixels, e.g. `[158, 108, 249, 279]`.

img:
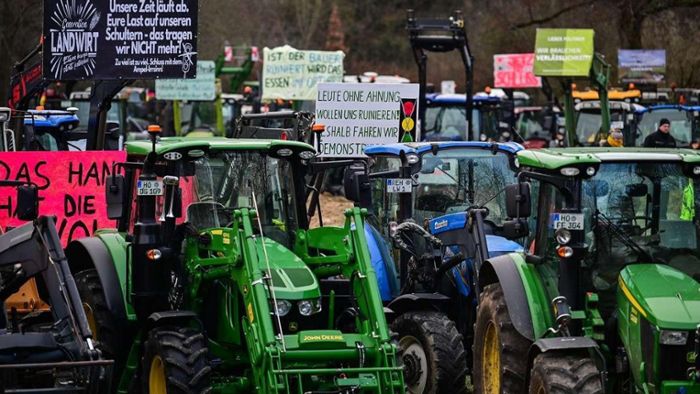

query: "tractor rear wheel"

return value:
[528, 352, 603, 393]
[473, 283, 531, 394]
[392, 311, 468, 394]
[142, 326, 211, 394]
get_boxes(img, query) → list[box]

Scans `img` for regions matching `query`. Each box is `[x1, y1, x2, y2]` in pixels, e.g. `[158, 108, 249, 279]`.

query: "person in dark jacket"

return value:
[643, 118, 676, 147]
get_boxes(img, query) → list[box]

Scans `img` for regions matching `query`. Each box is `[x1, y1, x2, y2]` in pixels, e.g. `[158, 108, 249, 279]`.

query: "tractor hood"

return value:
[619, 264, 700, 330]
[254, 237, 321, 301]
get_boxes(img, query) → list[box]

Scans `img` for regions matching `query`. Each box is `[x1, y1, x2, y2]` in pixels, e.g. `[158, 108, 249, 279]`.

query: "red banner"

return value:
[0, 151, 126, 244]
[493, 53, 542, 89]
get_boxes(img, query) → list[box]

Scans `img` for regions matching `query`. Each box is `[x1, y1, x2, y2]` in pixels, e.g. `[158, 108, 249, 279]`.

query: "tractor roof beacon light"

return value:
[148, 124, 161, 153]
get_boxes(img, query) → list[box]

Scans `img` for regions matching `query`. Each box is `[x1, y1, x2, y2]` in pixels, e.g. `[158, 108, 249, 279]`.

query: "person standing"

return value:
[643, 118, 676, 147]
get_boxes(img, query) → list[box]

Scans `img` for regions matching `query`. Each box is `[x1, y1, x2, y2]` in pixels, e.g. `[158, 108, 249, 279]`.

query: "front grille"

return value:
[659, 329, 696, 381]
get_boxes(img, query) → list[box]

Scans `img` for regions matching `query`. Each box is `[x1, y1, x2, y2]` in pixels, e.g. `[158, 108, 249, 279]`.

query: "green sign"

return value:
[534, 29, 594, 77]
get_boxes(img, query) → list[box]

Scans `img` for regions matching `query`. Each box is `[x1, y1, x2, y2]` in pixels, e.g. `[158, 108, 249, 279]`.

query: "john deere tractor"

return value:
[472, 147, 700, 393]
[66, 128, 404, 393]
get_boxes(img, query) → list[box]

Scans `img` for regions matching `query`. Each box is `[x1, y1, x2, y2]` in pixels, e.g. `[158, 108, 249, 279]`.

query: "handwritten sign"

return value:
[262, 45, 344, 101]
[156, 61, 216, 100]
[493, 53, 542, 89]
[315, 83, 419, 157]
[0, 151, 126, 244]
[534, 29, 594, 77]
[43, 0, 199, 80]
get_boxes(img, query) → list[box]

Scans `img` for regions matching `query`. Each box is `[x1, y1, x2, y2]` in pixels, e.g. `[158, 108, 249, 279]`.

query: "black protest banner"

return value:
[43, 0, 199, 80]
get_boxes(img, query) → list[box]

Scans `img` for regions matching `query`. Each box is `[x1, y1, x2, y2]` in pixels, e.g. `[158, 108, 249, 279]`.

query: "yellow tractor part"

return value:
[6, 279, 50, 314]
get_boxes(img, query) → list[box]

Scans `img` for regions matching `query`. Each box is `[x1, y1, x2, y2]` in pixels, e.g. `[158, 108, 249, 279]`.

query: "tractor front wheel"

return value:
[528, 352, 604, 393]
[142, 326, 211, 394]
[472, 283, 531, 394]
[392, 311, 468, 394]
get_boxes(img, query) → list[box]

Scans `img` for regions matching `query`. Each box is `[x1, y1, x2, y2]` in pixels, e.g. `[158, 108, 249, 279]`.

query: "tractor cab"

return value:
[516, 106, 563, 149]
[573, 100, 644, 146]
[631, 104, 700, 147]
[475, 147, 700, 393]
[422, 94, 513, 142]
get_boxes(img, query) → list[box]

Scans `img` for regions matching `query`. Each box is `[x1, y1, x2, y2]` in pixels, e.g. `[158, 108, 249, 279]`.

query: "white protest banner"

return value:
[262, 45, 344, 101]
[316, 83, 419, 158]
[155, 61, 216, 101]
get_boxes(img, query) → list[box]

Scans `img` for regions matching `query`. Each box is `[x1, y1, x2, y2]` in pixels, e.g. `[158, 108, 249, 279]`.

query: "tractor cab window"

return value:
[537, 162, 700, 292]
[636, 110, 695, 146]
[413, 148, 516, 226]
[368, 155, 402, 234]
[187, 151, 299, 247]
[423, 105, 481, 140]
[575, 109, 627, 145]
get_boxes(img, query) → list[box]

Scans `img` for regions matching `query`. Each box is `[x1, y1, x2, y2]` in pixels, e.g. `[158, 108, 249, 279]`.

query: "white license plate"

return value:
[551, 213, 584, 230]
[137, 180, 164, 196]
[386, 178, 412, 193]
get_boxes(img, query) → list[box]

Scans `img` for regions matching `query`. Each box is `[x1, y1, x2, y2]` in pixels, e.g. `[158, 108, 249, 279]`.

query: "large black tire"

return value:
[392, 311, 468, 394]
[141, 326, 211, 394]
[528, 353, 604, 393]
[74, 269, 125, 373]
[472, 283, 531, 394]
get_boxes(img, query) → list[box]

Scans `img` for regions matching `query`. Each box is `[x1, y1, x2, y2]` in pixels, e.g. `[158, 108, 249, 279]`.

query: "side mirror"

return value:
[505, 183, 531, 218]
[343, 163, 372, 209]
[502, 219, 529, 240]
[16, 184, 39, 221]
[106, 175, 126, 219]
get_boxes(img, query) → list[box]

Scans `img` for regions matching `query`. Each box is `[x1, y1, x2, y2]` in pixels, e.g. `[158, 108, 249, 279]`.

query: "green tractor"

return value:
[471, 147, 700, 393]
[66, 128, 404, 393]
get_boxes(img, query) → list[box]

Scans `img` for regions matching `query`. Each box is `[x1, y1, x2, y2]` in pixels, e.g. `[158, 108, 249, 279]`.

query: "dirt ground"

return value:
[309, 193, 354, 228]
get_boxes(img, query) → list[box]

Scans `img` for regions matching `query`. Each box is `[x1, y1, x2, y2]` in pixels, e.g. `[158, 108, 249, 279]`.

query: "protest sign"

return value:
[0, 151, 126, 244]
[494, 53, 542, 88]
[618, 49, 666, 83]
[262, 46, 344, 101]
[43, 0, 199, 80]
[156, 60, 215, 100]
[315, 83, 419, 157]
[534, 29, 594, 77]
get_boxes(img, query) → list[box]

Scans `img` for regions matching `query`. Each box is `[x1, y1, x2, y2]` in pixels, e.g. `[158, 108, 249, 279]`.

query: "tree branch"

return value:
[512, 0, 599, 29]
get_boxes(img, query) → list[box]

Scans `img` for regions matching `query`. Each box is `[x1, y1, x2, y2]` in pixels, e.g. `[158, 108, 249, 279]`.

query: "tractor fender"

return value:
[478, 253, 553, 341]
[386, 293, 450, 322]
[525, 337, 604, 388]
[66, 236, 128, 321]
[146, 311, 201, 331]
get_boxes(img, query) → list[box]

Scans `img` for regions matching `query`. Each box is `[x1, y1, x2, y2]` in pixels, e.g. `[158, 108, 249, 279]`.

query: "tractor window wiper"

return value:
[595, 210, 656, 263]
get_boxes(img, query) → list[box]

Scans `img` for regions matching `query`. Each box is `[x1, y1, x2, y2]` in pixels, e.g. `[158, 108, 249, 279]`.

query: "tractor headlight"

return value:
[693, 166, 700, 176]
[298, 150, 315, 160]
[298, 298, 322, 316]
[275, 300, 292, 317]
[560, 167, 580, 176]
[406, 153, 419, 164]
[555, 228, 572, 245]
[586, 166, 596, 176]
[659, 330, 688, 345]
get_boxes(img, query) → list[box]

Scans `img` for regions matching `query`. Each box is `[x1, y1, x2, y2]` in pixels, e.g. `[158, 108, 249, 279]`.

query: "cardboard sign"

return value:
[618, 49, 666, 84]
[0, 151, 126, 244]
[315, 83, 419, 157]
[534, 29, 594, 77]
[262, 46, 344, 101]
[494, 53, 542, 88]
[156, 61, 216, 101]
[43, 0, 199, 80]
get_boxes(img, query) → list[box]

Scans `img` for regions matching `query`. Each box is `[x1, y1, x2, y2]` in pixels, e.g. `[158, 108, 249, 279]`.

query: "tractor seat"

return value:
[0, 332, 66, 364]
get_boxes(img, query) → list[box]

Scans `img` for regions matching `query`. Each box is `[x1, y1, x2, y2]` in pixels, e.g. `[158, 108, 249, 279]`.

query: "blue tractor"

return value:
[21, 109, 83, 151]
[422, 93, 515, 143]
[350, 141, 524, 393]
[629, 104, 700, 147]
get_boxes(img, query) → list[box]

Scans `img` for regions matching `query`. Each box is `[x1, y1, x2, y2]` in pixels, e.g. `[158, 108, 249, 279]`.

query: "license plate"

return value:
[550, 213, 584, 230]
[386, 178, 412, 193]
[137, 180, 164, 196]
